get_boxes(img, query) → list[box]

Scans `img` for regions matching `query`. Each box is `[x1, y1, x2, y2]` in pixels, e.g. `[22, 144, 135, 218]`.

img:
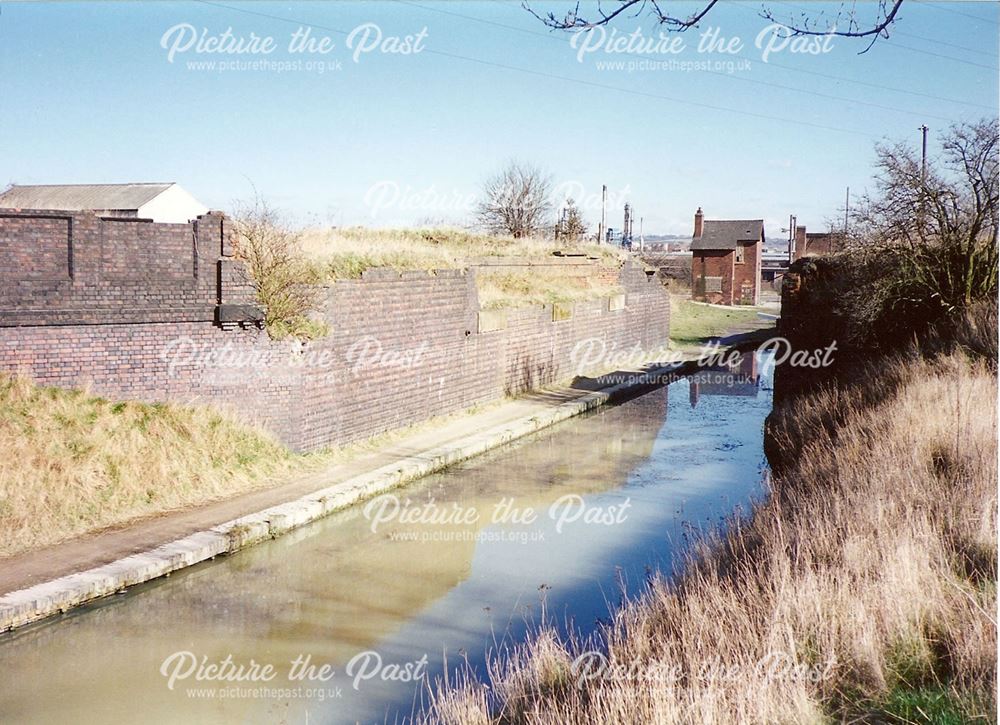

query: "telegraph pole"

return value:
[919, 125, 928, 183]
[918, 125, 929, 233]
[787, 213, 795, 262]
[599, 185, 607, 244]
[844, 186, 850, 236]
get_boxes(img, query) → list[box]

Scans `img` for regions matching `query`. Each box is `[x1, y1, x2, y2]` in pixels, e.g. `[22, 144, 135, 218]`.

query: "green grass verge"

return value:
[669, 296, 763, 346]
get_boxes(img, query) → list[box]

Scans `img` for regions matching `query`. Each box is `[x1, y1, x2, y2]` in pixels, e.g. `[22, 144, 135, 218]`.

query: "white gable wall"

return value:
[137, 184, 209, 223]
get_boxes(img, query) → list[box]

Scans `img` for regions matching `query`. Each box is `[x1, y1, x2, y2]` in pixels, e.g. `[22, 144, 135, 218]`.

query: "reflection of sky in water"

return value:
[0, 351, 774, 725]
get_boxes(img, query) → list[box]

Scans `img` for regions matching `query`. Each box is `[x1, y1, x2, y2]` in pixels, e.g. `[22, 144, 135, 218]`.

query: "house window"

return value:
[735, 244, 745, 264]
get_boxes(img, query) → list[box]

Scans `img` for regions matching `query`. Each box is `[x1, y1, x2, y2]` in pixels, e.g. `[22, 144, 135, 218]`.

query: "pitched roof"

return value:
[0, 183, 174, 212]
[691, 219, 764, 251]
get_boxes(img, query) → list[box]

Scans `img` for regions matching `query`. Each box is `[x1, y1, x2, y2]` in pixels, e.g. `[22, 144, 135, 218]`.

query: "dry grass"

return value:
[0, 375, 327, 559]
[300, 227, 626, 309]
[418, 352, 997, 724]
[0, 377, 516, 560]
[476, 271, 622, 311]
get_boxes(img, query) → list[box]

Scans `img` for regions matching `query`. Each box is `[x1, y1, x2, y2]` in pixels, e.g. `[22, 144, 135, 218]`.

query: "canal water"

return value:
[0, 350, 775, 725]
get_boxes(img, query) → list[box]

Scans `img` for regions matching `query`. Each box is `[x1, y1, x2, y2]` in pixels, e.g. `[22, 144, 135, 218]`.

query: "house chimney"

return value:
[694, 207, 704, 239]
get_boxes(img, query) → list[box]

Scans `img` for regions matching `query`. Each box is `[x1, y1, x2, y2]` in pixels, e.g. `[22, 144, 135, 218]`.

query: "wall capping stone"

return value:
[478, 308, 508, 332]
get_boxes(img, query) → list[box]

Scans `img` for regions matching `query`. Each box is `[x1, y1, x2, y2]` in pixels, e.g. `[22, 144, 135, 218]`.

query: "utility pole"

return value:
[919, 125, 928, 183]
[599, 184, 607, 245]
[844, 186, 850, 237]
[918, 125, 929, 234]
[787, 213, 795, 262]
[638, 216, 644, 252]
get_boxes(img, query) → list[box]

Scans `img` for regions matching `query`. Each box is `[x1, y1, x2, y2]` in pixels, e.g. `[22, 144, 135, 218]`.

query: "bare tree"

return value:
[526, 0, 905, 50]
[230, 193, 323, 339]
[847, 118, 998, 336]
[476, 161, 553, 238]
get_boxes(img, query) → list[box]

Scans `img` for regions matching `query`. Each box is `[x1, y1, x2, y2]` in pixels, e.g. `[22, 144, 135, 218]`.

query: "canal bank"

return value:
[0, 326, 775, 633]
[418, 309, 997, 724]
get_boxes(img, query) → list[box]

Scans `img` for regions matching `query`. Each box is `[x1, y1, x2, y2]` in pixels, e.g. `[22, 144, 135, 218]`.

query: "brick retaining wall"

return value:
[0, 210, 671, 450]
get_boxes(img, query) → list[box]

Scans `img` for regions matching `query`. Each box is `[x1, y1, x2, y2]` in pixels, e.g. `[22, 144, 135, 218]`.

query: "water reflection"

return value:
[688, 349, 760, 407]
[0, 351, 775, 725]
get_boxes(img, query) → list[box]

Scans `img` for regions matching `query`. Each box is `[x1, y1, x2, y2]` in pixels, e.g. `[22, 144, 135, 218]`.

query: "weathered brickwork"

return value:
[0, 209, 242, 325]
[691, 244, 760, 305]
[733, 238, 761, 305]
[0, 210, 671, 451]
[691, 250, 729, 305]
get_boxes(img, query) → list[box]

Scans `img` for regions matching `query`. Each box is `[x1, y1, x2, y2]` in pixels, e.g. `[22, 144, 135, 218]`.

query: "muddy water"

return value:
[0, 350, 775, 725]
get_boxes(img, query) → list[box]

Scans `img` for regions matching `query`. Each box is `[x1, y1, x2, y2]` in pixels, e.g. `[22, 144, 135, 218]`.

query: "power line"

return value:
[400, 0, 964, 122]
[419, 0, 995, 111]
[910, 0, 1000, 24]
[193, 0, 881, 139]
[882, 39, 998, 70]
[892, 29, 998, 58]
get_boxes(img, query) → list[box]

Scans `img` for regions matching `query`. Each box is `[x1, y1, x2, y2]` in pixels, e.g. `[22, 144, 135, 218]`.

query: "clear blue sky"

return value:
[1, 0, 997, 235]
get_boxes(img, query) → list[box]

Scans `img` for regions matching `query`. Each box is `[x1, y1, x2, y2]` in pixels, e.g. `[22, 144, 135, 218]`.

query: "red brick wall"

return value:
[0, 209, 239, 325]
[733, 240, 761, 305]
[803, 232, 844, 257]
[692, 243, 760, 306]
[691, 249, 733, 304]
[0, 211, 671, 451]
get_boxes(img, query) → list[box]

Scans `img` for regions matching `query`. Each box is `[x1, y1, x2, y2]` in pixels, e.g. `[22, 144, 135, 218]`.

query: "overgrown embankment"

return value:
[300, 226, 627, 310]
[0, 375, 327, 558]
[418, 305, 998, 724]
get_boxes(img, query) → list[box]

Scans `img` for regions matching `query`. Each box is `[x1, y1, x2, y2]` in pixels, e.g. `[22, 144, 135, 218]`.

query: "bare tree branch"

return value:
[475, 160, 554, 238]
[761, 0, 905, 53]
[525, 0, 905, 47]
[523, 0, 720, 31]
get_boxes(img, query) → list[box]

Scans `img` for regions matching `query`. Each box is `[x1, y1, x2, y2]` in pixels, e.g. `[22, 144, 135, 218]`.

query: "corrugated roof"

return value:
[691, 219, 764, 251]
[0, 183, 174, 212]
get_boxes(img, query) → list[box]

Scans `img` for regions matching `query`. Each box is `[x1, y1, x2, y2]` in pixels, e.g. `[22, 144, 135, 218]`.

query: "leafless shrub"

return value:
[230, 194, 326, 339]
[845, 119, 999, 347]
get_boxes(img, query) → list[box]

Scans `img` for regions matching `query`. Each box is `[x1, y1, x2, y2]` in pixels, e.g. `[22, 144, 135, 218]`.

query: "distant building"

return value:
[793, 226, 846, 260]
[0, 182, 208, 223]
[690, 207, 764, 305]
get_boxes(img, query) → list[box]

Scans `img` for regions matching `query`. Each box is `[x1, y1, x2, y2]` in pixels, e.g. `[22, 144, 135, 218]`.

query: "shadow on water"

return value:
[0, 349, 776, 725]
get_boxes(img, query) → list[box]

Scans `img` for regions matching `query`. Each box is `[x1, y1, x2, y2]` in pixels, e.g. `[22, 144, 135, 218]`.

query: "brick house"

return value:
[690, 208, 764, 305]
